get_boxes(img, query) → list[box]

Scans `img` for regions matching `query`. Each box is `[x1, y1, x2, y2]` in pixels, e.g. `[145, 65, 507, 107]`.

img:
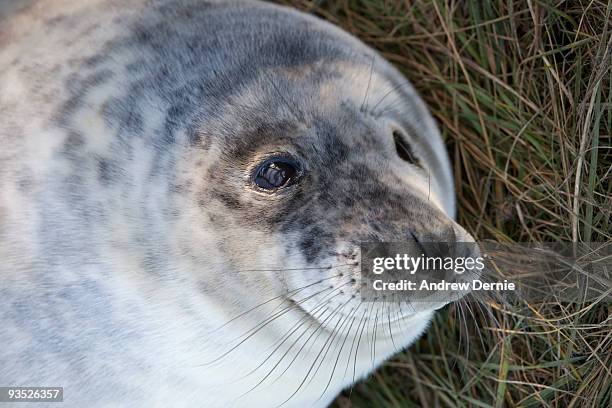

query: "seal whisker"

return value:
[347, 301, 375, 399]
[368, 81, 413, 117]
[371, 300, 385, 365]
[305, 300, 359, 389]
[238, 279, 356, 381]
[315, 303, 363, 402]
[454, 299, 469, 369]
[233, 262, 354, 273]
[202, 279, 354, 366]
[342, 307, 369, 385]
[266, 299, 345, 386]
[236, 301, 347, 405]
[212, 268, 350, 331]
[238, 294, 353, 399]
[275, 298, 354, 407]
[235, 294, 334, 386]
[360, 55, 376, 113]
[465, 296, 494, 354]
[204, 286, 338, 365]
[386, 302, 398, 352]
[369, 304, 379, 366]
[232, 279, 353, 343]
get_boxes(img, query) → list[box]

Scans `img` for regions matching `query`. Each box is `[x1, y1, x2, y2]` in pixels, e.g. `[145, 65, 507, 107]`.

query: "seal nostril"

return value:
[410, 230, 429, 257]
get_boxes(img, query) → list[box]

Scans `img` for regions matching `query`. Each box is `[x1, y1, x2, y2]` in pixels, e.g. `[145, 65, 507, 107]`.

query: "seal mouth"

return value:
[286, 293, 332, 328]
[285, 290, 437, 339]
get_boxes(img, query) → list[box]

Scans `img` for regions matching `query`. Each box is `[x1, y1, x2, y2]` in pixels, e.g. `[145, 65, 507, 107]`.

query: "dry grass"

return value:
[275, 1, 611, 406]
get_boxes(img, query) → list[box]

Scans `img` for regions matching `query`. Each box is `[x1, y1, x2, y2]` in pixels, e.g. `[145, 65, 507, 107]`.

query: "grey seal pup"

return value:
[0, 0, 477, 406]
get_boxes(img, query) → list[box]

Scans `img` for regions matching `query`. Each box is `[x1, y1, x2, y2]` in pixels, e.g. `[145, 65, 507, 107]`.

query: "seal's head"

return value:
[172, 48, 478, 333]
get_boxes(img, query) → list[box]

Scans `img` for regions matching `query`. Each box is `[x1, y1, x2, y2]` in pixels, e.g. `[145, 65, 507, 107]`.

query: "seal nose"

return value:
[409, 221, 479, 261]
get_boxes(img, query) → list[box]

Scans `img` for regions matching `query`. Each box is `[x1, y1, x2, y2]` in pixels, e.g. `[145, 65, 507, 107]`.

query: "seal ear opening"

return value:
[392, 129, 421, 167]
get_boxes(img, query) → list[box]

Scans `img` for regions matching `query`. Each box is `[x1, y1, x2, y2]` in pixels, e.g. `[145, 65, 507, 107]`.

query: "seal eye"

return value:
[254, 157, 299, 190]
[393, 130, 420, 167]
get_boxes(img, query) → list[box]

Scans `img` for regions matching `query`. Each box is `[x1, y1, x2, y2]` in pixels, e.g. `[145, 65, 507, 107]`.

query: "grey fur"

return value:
[0, 1, 473, 406]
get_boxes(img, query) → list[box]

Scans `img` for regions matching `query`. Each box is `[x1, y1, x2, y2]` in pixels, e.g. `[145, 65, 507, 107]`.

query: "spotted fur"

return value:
[0, 1, 474, 406]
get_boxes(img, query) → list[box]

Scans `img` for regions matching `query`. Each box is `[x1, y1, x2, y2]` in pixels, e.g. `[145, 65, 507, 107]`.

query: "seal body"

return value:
[0, 1, 474, 406]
